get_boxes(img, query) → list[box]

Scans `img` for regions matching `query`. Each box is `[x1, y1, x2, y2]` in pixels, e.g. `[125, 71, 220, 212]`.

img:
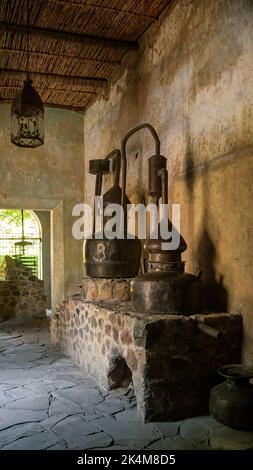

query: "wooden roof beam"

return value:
[44, 0, 156, 20]
[0, 68, 107, 89]
[0, 85, 96, 95]
[0, 96, 86, 112]
[0, 47, 121, 65]
[0, 22, 138, 52]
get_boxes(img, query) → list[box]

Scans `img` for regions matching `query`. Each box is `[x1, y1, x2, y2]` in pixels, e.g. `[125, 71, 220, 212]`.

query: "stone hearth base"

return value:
[54, 294, 242, 422]
[81, 277, 131, 302]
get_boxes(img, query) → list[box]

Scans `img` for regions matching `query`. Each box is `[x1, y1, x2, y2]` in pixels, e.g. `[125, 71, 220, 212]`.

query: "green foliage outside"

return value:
[0, 209, 39, 236]
[0, 210, 41, 279]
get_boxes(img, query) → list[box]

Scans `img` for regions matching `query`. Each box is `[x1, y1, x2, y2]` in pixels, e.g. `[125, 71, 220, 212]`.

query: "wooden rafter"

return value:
[0, 22, 139, 52]
[0, 47, 121, 65]
[0, 85, 96, 95]
[42, 0, 157, 20]
[0, 0, 171, 109]
[0, 95, 86, 112]
[0, 68, 107, 89]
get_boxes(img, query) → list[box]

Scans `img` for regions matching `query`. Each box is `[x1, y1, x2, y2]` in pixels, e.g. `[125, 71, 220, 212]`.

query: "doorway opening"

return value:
[0, 209, 42, 280]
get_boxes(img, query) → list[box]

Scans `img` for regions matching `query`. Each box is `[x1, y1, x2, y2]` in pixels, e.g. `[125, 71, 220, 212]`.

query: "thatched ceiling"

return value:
[0, 0, 172, 110]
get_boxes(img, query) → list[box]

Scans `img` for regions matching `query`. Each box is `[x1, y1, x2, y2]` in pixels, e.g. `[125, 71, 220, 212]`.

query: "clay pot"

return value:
[209, 364, 253, 431]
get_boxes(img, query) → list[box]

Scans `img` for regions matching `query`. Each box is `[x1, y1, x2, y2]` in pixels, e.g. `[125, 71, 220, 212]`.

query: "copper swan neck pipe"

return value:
[120, 123, 161, 210]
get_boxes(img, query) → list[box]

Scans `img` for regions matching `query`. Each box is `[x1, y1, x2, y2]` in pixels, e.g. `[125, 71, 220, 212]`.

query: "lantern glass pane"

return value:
[11, 108, 44, 148]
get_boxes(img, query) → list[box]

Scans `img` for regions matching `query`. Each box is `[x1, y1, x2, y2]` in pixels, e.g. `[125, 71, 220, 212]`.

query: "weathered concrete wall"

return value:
[0, 104, 84, 308]
[84, 0, 253, 363]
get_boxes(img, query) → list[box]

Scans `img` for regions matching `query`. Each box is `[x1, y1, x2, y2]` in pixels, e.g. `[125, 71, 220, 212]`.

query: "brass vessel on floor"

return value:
[209, 364, 253, 431]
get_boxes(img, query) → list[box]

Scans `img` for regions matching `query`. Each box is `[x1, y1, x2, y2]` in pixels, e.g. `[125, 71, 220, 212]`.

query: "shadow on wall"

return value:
[196, 229, 228, 312]
[183, 119, 228, 312]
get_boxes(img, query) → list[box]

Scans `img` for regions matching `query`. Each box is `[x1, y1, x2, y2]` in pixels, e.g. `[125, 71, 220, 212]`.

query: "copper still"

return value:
[131, 159, 202, 314]
[83, 149, 141, 278]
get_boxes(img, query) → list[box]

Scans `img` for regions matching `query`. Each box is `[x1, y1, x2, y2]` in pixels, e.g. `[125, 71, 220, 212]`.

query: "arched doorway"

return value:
[0, 209, 42, 280]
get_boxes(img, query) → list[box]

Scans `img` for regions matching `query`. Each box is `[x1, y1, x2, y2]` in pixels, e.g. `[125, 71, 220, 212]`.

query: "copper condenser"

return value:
[131, 160, 202, 314]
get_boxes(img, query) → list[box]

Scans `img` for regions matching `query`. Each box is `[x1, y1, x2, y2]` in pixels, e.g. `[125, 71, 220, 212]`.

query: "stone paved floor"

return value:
[0, 318, 253, 450]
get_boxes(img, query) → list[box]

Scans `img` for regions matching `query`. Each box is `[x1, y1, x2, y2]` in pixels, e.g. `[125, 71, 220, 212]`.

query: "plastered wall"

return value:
[0, 104, 84, 308]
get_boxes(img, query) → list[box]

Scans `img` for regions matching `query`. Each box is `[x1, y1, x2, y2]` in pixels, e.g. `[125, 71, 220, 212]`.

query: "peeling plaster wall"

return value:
[84, 0, 253, 363]
[0, 104, 84, 307]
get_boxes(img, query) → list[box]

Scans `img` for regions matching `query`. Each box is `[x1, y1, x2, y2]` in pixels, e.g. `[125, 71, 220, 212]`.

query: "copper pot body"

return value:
[209, 365, 253, 431]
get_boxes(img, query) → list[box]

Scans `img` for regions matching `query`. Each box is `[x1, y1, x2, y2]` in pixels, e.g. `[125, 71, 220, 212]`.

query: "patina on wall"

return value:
[0, 104, 84, 308]
[83, 0, 253, 363]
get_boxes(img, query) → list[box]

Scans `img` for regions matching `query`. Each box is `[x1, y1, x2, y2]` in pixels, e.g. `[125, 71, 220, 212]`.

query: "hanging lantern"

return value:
[11, 78, 44, 148]
[14, 210, 33, 256]
[11, 0, 44, 148]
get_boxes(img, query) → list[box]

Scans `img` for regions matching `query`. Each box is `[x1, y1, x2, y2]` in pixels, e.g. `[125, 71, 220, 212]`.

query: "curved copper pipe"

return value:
[120, 123, 161, 210]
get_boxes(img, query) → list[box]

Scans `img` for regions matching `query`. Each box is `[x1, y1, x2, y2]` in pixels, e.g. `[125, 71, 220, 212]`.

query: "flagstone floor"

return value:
[0, 318, 252, 450]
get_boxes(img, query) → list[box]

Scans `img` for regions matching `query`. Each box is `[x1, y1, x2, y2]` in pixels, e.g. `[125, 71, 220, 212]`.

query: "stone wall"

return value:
[81, 277, 131, 302]
[83, 0, 253, 363]
[54, 288, 242, 422]
[0, 256, 46, 321]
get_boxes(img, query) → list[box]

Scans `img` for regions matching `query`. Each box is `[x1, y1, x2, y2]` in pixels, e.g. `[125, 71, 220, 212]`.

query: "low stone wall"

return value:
[0, 256, 46, 321]
[54, 290, 242, 422]
[82, 277, 131, 302]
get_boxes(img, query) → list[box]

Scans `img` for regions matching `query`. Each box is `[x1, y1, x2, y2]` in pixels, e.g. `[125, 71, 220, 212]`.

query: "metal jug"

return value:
[209, 364, 253, 431]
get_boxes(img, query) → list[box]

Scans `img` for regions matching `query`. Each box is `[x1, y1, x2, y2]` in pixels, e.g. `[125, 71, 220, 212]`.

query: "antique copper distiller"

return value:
[84, 123, 167, 279]
[83, 149, 141, 278]
[126, 125, 203, 314]
[84, 122, 203, 314]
